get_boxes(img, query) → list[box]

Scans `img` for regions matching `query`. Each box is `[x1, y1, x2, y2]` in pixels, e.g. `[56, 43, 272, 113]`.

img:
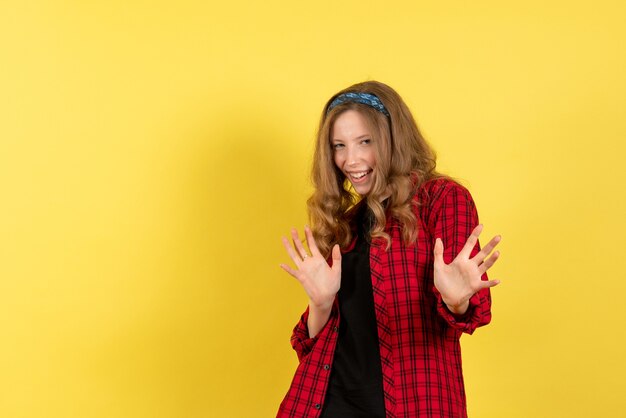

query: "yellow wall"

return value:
[1, 1, 625, 417]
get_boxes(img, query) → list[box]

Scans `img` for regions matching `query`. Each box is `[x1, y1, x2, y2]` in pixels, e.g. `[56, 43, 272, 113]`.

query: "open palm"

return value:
[280, 226, 341, 311]
[433, 224, 501, 313]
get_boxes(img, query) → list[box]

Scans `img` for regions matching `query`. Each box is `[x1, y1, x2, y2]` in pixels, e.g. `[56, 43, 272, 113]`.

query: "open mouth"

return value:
[348, 170, 372, 183]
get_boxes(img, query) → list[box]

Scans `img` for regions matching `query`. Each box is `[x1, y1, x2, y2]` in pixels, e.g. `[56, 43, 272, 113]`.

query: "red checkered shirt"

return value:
[277, 178, 493, 418]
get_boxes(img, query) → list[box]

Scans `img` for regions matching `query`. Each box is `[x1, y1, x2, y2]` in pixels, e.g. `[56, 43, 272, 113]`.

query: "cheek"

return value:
[366, 150, 377, 167]
[333, 153, 342, 170]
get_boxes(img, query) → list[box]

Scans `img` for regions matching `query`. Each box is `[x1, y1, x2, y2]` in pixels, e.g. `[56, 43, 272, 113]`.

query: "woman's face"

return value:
[331, 110, 377, 196]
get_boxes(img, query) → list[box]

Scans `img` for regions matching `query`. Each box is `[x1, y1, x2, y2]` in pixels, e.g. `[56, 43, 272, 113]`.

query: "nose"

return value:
[346, 145, 359, 166]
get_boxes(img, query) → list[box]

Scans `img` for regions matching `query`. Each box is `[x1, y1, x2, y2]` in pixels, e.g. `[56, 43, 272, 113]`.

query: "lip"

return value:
[346, 169, 372, 183]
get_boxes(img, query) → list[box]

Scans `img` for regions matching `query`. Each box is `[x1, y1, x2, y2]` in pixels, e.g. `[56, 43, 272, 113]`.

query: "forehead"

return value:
[331, 110, 372, 140]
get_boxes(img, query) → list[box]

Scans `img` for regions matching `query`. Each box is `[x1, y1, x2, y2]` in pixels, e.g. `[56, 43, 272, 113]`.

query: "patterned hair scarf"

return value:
[327, 92, 390, 117]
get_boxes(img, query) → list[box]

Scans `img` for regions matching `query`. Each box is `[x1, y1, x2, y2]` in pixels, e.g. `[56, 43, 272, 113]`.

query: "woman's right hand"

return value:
[280, 226, 342, 311]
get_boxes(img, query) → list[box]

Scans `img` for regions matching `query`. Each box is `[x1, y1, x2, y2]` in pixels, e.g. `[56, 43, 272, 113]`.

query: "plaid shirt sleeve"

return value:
[423, 180, 492, 335]
[290, 301, 338, 362]
[290, 306, 317, 361]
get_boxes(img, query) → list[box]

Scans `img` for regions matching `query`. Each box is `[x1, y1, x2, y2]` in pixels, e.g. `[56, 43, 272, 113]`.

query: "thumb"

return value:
[331, 244, 342, 272]
[433, 238, 444, 267]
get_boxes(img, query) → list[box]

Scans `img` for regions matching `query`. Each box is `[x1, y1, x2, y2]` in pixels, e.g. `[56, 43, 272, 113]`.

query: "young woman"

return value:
[277, 81, 501, 418]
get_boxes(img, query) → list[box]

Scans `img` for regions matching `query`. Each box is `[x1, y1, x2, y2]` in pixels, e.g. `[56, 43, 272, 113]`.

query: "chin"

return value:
[354, 186, 372, 196]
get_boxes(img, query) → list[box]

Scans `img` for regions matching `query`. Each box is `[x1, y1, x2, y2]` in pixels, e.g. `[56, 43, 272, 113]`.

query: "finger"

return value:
[433, 238, 445, 268]
[304, 225, 321, 257]
[330, 244, 342, 273]
[279, 263, 301, 281]
[282, 236, 302, 268]
[473, 235, 502, 264]
[478, 251, 500, 275]
[459, 224, 483, 258]
[477, 279, 501, 289]
[290, 228, 309, 260]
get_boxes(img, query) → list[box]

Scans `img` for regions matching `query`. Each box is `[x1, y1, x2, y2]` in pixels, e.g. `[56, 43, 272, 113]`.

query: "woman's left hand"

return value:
[433, 224, 501, 315]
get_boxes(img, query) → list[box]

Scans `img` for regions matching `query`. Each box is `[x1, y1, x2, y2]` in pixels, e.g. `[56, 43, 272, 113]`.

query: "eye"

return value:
[361, 138, 371, 145]
[332, 143, 345, 150]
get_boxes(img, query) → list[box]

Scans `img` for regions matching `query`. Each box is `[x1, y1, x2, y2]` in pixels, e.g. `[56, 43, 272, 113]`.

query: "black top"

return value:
[320, 205, 385, 418]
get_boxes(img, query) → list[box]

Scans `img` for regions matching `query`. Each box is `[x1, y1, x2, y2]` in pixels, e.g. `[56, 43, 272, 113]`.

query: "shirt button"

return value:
[323, 364, 330, 370]
[333, 326, 338, 332]
[314, 403, 321, 410]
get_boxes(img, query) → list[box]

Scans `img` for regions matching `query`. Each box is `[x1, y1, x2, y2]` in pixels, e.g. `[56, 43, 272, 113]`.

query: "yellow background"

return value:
[1, 1, 625, 417]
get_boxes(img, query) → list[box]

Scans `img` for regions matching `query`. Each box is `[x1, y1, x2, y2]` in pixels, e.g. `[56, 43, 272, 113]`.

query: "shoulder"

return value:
[415, 177, 473, 207]
[414, 177, 476, 224]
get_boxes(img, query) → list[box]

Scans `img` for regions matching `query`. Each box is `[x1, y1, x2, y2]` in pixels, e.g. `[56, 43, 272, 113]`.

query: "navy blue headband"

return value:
[327, 92, 390, 117]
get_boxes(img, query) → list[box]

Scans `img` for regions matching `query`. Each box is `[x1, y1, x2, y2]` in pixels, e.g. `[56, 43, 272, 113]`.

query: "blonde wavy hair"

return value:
[308, 81, 444, 257]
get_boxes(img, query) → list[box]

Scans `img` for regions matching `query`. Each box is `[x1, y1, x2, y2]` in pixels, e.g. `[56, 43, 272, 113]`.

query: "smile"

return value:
[348, 170, 372, 182]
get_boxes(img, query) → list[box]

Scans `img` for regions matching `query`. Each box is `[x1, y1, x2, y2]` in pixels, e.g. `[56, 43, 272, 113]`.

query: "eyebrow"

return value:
[331, 134, 371, 142]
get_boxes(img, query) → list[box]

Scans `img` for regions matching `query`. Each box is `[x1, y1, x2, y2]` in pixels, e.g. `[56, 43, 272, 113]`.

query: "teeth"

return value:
[351, 171, 369, 179]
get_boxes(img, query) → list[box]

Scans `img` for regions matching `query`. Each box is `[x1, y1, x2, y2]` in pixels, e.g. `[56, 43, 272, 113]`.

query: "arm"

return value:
[280, 226, 342, 358]
[290, 300, 339, 362]
[428, 182, 501, 334]
[306, 303, 333, 338]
